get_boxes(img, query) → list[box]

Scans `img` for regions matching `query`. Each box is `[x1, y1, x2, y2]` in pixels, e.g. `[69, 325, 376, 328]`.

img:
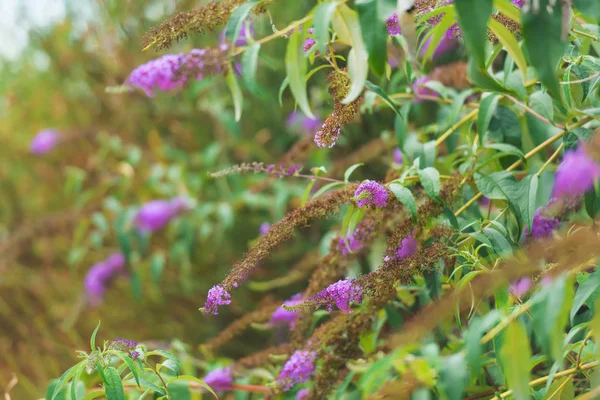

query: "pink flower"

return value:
[553, 145, 600, 199]
[393, 148, 404, 164]
[84, 253, 126, 306]
[296, 389, 310, 399]
[337, 230, 365, 255]
[509, 278, 531, 297]
[30, 129, 59, 154]
[205, 367, 233, 392]
[134, 197, 192, 233]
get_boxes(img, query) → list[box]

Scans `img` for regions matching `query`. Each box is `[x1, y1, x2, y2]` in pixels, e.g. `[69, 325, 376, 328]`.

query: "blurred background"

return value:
[0, 0, 414, 397]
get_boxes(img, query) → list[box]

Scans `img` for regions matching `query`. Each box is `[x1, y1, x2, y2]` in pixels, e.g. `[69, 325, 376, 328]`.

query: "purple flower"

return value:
[202, 285, 231, 315]
[286, 112, 322, 135]
[205, 367, 233, 392]
[311, 279, 363, 313]
[297, 389, 310, 399]
[512, 0, 524, 7]
[259, 222, 271, 235]
[445, 23, 462, 39]
[30, 129, 59, 154]
[553, 145, 600, 199]
[509, 278, 531, 297]
[271, 294, 303, 328]
[314, 121, 342, 148]
[109, 337, 138, 353]
[393, 148, 404, 164]
[285, 165, 302, 176]
[523, 207, 561, 239]
[303, 37, 316, 52]
[277, 350, 317, 390]
[337, 230, 364, 255]
[413, 76, 440, 103]
[355, 180, 389, 208]
[84, 252, 126, 306]
[386, 13, 401, 35]
[220, 22, 253, 47]
[395, 234, 418, 259]
[130, 351, 140, 361]
[126, 54, 189, 96]
[135, 197, 192, 233]
[420, 35, 456, 59]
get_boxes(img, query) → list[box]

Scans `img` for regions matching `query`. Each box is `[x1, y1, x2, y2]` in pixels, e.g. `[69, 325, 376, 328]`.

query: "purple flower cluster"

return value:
[523, 207, 561, 239]
[355, 180, 389, 208]
[296, 389, 310, 399]
[311, 279, 363, 313]
[271, 293, 303, 329]
[395, 234, 418, 259]
[286, 111, 322, 135]
[135, 197, 192, 233]
[205, 367, 233, 392]
[314, 120, 342, 148]
[109, 337, 138, 353]
[420, 35, 456, 59]
[553, 145, 600, 200]
[30, 129, 60, 154]
[337, 230, 365, 255]
[393, 148, 404, 164]
[202, 285, 232, 315]
[84, 253, 126, 306]
[412, 76, 440, 102]
[509, 278, 531, 297]
[386, 13, 402, 35]
[277, 350, 317, 390]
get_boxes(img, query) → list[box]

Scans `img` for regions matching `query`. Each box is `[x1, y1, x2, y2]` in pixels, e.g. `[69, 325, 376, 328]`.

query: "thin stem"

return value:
[435, 109, 479, 147]
[537, 142, 564, 177]
[560, 71, 600, 85]
[144, 361, 171, 400]
[572, 28, 598, 40]
[505, 95, 565, 129]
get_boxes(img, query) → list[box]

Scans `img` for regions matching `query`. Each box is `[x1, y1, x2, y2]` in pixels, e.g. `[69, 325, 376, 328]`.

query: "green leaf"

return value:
[563, 127, 594, 151]
[529, 91, 554, 121]
[570, 273, 600, 324]
[522, 0, 566, 99]
[344, 163, 364, 182]
[499, 322, 531, 400]
[356, 0, 388, 76]
[332, 4, 369, 104]
[225, 68, 243, 122]
[454, 0, 493, 67]
[278, 76, 289, 106]
[474, 171, 523, 232]
[113, 351, 141, 387]
[543, 376, 574, 400]
[483, 227, 513, 256]
[521, 174, 539, 232]
[146, 350, 182, 376]
[365, 81, 401, 116]
[465, 311, 501, 373]
[313, 181, 346, 198]
[139, 378, 166, 396]
[81, 390, 104, 400]
[468, 59, 509, 93]
[224, 1, 259, 44]
[90, 321, 101, 351]
[477, 93, 501, 136]
[70, 363, 86, 400]
[52, 364, 80, 400]
[388, 183, 418, 221]
[103, 367, 125, 400]
[285, 30, 315, 118]
[417, 167, 441, 202]
[314, 1, 339, 55]
[439, 354, 468, 400]
[168, 375, 218, 398]
[241, 43, 262, 96]
[488, 18, 528, 79]
[394, 104, 411, 148]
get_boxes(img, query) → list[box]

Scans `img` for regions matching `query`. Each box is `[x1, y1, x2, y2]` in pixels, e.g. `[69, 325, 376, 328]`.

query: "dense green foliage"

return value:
[2, 0, 600, 399]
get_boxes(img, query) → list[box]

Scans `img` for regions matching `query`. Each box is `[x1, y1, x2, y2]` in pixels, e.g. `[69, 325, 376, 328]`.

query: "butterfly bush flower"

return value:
[84, 253, 126, 306]
[205, 367, 233, 392]
[311, 279, 363, 313]
[271, 294, 303, 329]
[413, 76, 440, 102]
[420, 35, 455, 59]
[286, 111, 322, 135]
[30, 129, 59, 154]
[135, 197, 192, 233]
[386, 13, 401, 35]
[395, 233, 418, 259]
[355, 180, 389, 208]
[259, 222, 271, 235]
[523, 206, 561, 239]
[553, 145, 600, 200]
[512, 0, 524, 7]
[337, 230, 365, 255]
[393, 148, 404, 164]
[109, 337, 138, 353]
[277, 350, 317, 390]
[220, 22, 253, 47]
[296, 389, 310, 400]
[202, 285, 232, 315]
[509, 278, 531, 297]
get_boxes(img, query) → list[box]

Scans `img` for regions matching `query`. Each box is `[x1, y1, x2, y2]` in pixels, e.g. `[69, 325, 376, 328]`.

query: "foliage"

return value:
[2, 0, 600, 399]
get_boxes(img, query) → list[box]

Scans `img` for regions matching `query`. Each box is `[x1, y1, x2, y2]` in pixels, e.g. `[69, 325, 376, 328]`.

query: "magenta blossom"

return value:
[393, 148, 404, 164]
[310, 279, 363, 313]
[395, 234, 418, 259]
[509, 278, 531, 297]
[386, 13, 401, 35]
[220, 22, 253, 47]
[523, 207, 561, 239]
[259, 222, 271, 235]
[277, 350, 317, 390]
[553, 145, 600, 199]
[420, 35, 456, 59]
[303, 37, 316, 52]
[202, 285, 232, 315]
[287, 111, 322, 134]
[271, 294, 303, 329]
[126, 54, 189, 96]
[30, 129, 60, 154]
[355, 180, 389, 208]
[204, 367, 233, 392]
[84, 253, 126, 306]
[412, 76, 440, 102]
[338, 230, 365, 255]
[296, 389, 310, 399]
[135, 197, 192, 233]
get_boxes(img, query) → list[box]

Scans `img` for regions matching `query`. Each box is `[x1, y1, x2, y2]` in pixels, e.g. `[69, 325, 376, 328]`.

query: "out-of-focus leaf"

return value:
[224, 1, 259, 44]
[314, 1, 339, 55]
[285, 30, 315, 118]
[465, 311, 501, 373]
[344, 163, 364, 182]
[489, 18, 527, 78]
[417, 167, 441, 202]
[225, 68, 243, 122]
[365, 81, 401, 115]
[477, 93, 501, 137]
[439, 353, 468, 400]
[103, 367, 125, 400]
[356, 0, 388, 76]
[389, 183, 417, 221]
[454, 0, 493, 67]
[242, 43, 262, 96]
[499, 322, 531, 400]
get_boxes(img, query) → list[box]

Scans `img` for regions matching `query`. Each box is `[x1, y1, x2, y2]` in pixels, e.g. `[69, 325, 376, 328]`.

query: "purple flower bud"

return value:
[412, 76, 440, 103]
[287, 111, 322, 135]
[509, 278, 531, 297]
[303, 37, 317, 52]
[259, 222, 271, 235]
[386, 13, 401, 35]
[84, 252, 126, 306]
[30, 129, 59, 154]
[355, 180, 389, 208]
[220, 22, 253, 47]
[553, 145, 600, 200]
[296, 389, 310, 399]
[393, 148, 404, 164]
[395, 234, 418, 259]
[311, 279, 362, 313]
[420, 35, 456, 59]
[271, 294, 303, 329]
[512, 0, 524, 7]
[205, 367, 233, 392]
[135, 197, 191, 233]
[202, 285, 231, 315]
[337, 230, 364, 255]
[277, 350, 317, 391]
